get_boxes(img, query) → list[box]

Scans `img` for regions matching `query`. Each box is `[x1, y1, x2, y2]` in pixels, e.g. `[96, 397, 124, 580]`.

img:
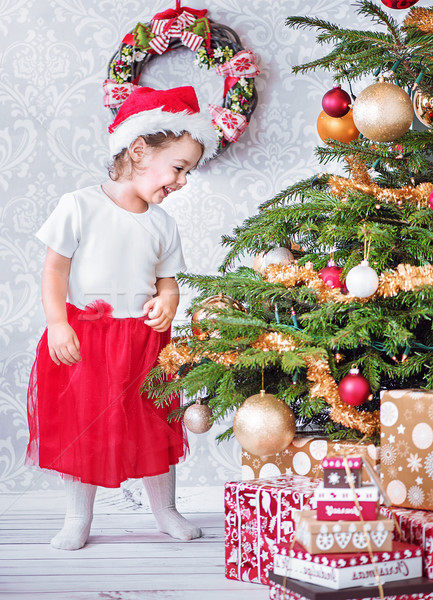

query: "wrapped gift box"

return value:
[242, 437, 379, 482]
[273, 540, 422, 589]
[268, 571, 433, 600]
[380, 505, 433, 579]
[225, 474, 320, 585]
[315, 485, 379, 521]
[380, 389, 433, 510]
[294, 510, 394, 554]
[322, 456, 362, 489]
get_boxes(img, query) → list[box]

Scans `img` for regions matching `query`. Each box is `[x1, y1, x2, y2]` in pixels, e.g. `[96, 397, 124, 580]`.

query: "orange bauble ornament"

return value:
[317, 109, 359, 144]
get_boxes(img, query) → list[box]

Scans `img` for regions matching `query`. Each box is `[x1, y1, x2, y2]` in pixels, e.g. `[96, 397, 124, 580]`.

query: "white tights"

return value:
[51, 466, 201, 550]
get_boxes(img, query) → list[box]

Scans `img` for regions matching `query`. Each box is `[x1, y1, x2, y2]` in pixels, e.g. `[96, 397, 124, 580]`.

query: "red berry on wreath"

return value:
[338, 366, 371, 407]
[380, 0, 418, 8]
[319, 259, 345, 289]
[322, 86, 351, 118]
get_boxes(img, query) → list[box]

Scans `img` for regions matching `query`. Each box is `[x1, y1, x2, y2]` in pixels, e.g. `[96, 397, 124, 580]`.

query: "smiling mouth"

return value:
[163, 186, 174, 197]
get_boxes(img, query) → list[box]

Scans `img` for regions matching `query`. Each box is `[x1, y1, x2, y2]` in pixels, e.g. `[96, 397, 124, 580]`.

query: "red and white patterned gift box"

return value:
[315, 485, 379, 521]
[380, 505, 433, 579]
[273, 540, 422, 589]
[225, 474, 320, 585]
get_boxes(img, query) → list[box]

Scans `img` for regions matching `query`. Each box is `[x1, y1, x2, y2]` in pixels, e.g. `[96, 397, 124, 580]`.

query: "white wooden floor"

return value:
[0, 495, 270, 600]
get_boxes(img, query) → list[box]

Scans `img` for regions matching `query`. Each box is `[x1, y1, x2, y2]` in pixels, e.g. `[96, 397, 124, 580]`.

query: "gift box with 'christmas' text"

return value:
[380, 505, 433, 580]
[268, 571, 433, 600]
[381, 389, 433, 511]
[225, 474, 320, 585]
[242, 437, 379, 482]
[273, 540, 423, 590]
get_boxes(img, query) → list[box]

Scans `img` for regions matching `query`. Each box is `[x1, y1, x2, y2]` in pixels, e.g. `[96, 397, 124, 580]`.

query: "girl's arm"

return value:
[42, 247, 81, 366]
[143, 277, 179, 333]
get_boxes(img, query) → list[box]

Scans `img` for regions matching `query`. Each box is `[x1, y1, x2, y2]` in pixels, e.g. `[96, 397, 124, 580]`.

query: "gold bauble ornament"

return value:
[183, 399, 212, 434]
[413, 88, 433, 127]
[253, 246, 294, 275]
[316, 109, 359, 144]
[352, 80, 413, 142]
[233, 389, 296, 458]
[191, 294, 245, 336]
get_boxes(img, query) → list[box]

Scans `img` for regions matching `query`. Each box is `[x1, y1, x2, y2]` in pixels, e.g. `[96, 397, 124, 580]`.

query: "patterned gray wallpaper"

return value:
[1, 0, 380, 499]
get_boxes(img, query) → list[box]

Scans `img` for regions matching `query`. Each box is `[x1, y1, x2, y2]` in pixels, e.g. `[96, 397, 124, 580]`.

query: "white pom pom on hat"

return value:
[108, 85, 219, 166]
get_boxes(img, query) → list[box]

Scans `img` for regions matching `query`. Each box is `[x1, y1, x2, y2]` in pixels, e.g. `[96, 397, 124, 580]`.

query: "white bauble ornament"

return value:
[345, 259, 379, 298]
[253, 246, 294, 275]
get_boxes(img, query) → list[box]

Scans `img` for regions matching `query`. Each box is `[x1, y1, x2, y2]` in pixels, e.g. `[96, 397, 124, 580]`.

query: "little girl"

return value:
[26, 86, 218, 550]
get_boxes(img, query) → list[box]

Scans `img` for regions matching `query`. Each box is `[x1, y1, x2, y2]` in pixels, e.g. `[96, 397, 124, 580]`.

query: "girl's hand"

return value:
[47, 322, 81, 366]
[142, 297, 175, 333]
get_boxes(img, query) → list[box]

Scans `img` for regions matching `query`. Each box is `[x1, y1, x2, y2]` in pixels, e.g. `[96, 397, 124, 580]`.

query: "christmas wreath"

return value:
[103, 2, 259, 157]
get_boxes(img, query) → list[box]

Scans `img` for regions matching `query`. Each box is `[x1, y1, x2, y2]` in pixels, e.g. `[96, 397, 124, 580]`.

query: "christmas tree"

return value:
[144, 0, 433, 449]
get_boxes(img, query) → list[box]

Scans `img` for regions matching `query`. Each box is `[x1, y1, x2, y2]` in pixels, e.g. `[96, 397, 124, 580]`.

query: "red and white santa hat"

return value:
[108, 85, 218, 166]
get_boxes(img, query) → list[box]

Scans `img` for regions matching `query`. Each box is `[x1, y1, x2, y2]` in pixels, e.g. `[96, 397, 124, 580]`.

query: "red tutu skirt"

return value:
[26, 301, 188, 488]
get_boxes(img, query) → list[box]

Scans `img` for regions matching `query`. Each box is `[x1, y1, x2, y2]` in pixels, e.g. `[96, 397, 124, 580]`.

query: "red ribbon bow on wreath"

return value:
[208, 105, 248, 143]
[133, 7, 210, 55]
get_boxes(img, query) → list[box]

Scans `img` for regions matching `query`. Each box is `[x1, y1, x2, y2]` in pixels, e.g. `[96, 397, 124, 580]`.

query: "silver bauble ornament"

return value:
[183, 399, 212, 434]
[352, 80, 413, 142]
[253, 246, 294, 275]
[345, 259, 379, 298]
[233, 390, 296, 458]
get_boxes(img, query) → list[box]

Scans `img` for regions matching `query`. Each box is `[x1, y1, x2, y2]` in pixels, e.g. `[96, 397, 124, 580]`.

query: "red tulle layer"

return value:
[26, 301, 188, 487]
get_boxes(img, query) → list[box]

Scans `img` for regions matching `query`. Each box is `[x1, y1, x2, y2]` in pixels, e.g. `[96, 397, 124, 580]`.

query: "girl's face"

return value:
[131, 134, 203, 205]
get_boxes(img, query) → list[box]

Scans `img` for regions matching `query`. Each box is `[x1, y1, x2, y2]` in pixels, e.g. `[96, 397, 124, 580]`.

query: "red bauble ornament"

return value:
[322, 86, 351, 118]
[429, 190, 433, 210]
[317, 109, 359, 145]
[381, 0, 418, 8]
[338, 367, 371, 407]
[319, 259, 345, 289]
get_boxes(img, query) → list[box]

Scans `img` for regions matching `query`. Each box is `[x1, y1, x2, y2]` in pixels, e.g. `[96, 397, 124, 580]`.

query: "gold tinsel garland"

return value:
[265, 262, 433, 302]
[157, 331, 380, 436]
[328, 174, 433, 209]
[325, 155, 433, 208]
[404, 7, 433, 34]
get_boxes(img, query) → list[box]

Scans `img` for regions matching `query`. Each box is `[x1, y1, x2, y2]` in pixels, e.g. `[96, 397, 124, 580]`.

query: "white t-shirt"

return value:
[36, 185, 187, 318]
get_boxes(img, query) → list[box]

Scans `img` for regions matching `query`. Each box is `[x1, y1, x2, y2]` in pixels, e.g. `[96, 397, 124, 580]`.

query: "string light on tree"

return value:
[322, 85, 351, 118]
[352, 78, 413, 142]
[338, 366, 372, 406]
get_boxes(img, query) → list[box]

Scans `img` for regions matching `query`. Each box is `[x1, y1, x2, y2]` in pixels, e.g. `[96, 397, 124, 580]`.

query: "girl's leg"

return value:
[51, 478, 97, 550]
[142, 465, 202, 541]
